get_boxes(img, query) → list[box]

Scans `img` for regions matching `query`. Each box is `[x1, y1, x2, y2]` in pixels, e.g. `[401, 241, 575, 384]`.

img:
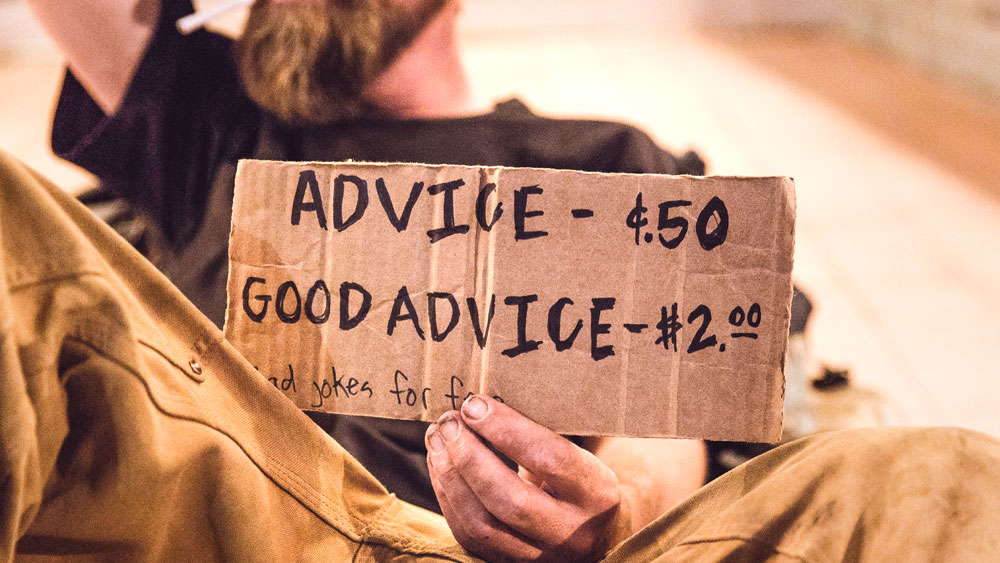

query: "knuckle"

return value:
[595, 486, 620, 512]
[448, 443, 476, 473]
[452, 521, 491, 553]
[589, 469, 621, 509]
[439, 466, 464, 490]
[468, 526, 497, 547]
[434, 457, 464, 488]
[450, 523, 474, 546]
[494, 487, 533, 525]
[536, 442, 580, 482]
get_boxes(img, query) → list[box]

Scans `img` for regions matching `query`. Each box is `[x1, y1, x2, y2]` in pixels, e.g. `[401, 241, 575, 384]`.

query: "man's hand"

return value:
[425, 395, 631, 563]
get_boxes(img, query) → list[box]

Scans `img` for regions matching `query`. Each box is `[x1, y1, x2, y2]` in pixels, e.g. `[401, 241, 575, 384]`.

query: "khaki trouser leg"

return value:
[0, 151, 479, 562]
[4, 150, 1000, 562]
[605, 426, 1000, 562]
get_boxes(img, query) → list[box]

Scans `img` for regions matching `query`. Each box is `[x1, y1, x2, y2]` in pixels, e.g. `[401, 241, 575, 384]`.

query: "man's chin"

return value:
[239, 69, 373, 126]
[236, 1, 383, 125]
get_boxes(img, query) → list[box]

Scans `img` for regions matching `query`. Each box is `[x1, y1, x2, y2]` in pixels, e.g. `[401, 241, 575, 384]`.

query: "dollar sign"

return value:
[625, 192, 648, 245]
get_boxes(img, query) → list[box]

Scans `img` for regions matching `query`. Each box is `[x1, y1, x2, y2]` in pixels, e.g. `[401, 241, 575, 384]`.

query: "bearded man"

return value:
[26, 0, 708, 559]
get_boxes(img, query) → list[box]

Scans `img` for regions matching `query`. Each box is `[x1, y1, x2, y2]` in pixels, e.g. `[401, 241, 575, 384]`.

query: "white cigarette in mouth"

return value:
[176, 0, 255, 35]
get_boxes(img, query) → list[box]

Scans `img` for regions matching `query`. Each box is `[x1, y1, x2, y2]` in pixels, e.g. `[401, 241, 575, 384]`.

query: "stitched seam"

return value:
[62, 334, 470, 559]
[62, 334, 200, 410]
[7, 270, 106, 293]
[258, 453, 367, 533]
[372, 515, 469, 557]
[356, 494, 459, 556]
[358, 495, 397, 543]
[158, 337, 373, 535]
[61, 336, 367, 535]
[676, 534, 811, 562]
[11, 272, 209, 366]
[137, 338, 202, 382]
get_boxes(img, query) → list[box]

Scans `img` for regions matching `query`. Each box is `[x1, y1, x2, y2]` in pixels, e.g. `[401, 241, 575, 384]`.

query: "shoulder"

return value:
[480, 99, 703, 175]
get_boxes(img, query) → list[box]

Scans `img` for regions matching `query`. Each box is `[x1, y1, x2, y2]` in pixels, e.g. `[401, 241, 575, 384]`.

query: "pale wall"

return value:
[842, 0, 1000, 99]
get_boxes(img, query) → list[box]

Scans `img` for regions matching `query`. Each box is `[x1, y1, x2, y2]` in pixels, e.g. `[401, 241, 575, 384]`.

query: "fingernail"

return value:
[438, 415, 459, 442]
[462, 396, 488, 421]
[426, 423, 445, 452]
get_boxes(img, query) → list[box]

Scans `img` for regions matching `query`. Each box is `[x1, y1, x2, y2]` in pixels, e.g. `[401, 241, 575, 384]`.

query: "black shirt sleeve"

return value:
[52, 0, 257, 245]
[603, 124, 706, 176]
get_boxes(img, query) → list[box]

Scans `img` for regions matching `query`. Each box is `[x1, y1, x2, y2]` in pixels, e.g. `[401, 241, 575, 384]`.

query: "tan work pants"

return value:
[2, 151, 998, 562]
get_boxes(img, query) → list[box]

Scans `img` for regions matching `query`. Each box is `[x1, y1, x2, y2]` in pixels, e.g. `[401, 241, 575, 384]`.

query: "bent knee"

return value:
[805, 426, 1000, 489]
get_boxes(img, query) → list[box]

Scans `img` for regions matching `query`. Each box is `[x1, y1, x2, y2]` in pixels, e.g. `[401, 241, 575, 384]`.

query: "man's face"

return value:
[237, 0, 445, 125]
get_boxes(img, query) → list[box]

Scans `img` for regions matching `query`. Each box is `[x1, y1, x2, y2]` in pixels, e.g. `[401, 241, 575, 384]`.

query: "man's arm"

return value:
[581, 435, 706, 533]
[25, 0, 160, 114]
[425, 395, 707, 562]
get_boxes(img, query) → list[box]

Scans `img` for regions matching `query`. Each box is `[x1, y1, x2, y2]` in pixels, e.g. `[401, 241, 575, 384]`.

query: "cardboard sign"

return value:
[224, 160, 795, 442]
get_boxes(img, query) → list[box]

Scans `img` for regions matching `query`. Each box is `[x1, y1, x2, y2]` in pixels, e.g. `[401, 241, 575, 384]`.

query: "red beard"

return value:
[236, 0, 445, 125]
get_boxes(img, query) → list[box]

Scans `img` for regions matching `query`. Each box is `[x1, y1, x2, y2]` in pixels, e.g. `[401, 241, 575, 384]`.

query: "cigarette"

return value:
[176, 0, 255, 35]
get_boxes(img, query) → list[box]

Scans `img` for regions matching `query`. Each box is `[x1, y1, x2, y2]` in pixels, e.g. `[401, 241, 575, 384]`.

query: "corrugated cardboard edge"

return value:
[768, 176, 796, 443]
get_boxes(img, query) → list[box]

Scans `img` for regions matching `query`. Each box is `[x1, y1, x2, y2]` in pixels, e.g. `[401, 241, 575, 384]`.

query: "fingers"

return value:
[518, 465, 550, 491]
[426, 397, 628, 562]
[426, 414, 577, 544]
[427, 432, 543, 561]
[459, 395, 618, 507]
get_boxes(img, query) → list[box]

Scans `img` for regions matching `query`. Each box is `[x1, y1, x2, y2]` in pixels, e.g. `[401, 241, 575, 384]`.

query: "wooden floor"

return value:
[3, 25, 999, 437]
